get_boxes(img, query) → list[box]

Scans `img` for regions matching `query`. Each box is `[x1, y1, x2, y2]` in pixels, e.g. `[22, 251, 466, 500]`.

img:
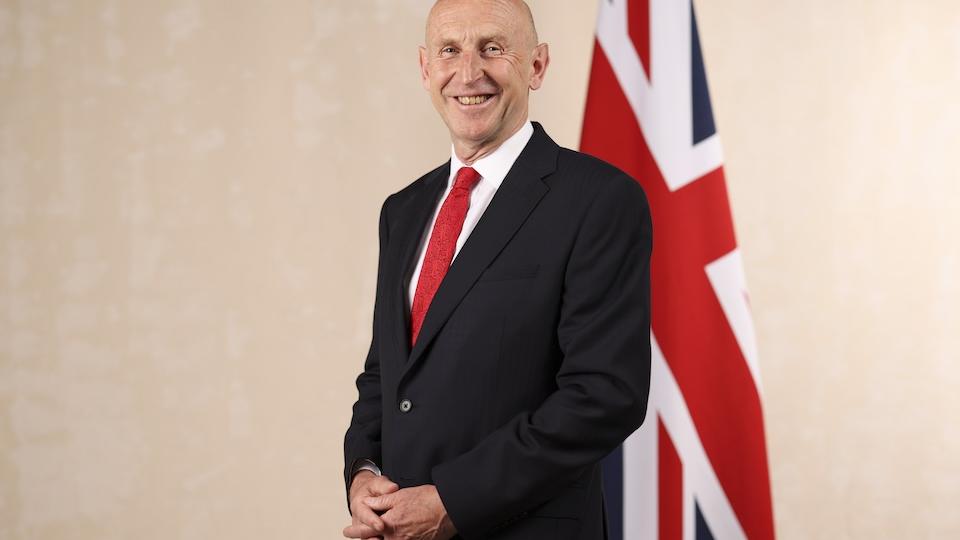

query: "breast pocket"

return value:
[477, 263, 540, 282]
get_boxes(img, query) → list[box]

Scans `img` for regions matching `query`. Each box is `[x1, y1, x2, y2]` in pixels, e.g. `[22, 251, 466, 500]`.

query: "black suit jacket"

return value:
[344, 123, 652, 540]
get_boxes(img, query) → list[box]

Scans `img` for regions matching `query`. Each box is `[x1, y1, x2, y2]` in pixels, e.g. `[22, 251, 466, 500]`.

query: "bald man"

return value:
[342, 1, 652, 539]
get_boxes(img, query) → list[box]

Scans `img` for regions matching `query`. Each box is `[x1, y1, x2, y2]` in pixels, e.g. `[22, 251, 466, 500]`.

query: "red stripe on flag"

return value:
[658, 418, 683, 540]
[581, 41, 775, 540]
[627, 0, 651, 80]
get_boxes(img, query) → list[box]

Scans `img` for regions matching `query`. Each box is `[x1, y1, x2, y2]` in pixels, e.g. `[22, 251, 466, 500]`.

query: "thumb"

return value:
[371, 479, 399, 496]
[367, 476, 400, 496]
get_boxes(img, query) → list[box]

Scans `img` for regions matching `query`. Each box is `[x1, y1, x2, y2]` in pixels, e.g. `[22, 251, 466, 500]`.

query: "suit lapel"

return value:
[385, 162, 449, 358]
[401, 124, 559, 379]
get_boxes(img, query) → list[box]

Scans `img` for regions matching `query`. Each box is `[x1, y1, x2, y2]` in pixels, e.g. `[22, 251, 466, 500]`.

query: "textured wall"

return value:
[0, 1, 957, 539]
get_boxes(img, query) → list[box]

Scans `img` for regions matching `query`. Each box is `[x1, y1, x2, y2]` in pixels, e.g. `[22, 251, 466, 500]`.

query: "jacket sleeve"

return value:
[431, 174, 653, 538]
[342, 197, 392, 505]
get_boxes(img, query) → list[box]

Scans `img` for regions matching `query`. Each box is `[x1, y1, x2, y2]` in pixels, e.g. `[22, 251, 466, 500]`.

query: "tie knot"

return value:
[453, 167, 481, 192]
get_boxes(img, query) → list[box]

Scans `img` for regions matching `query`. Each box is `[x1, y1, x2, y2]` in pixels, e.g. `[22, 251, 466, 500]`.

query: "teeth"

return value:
[458, 95, 489, 105]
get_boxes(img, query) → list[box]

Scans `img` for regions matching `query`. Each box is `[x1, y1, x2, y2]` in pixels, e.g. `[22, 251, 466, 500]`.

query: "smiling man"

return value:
[342, 1, 652, 539]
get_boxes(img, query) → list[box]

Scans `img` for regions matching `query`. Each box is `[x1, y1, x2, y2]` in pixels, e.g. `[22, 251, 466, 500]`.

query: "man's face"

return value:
[420, 0, 548, 154]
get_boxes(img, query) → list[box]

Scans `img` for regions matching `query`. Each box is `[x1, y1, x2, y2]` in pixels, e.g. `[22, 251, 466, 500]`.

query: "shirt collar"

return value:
[448, 121, 535, 190]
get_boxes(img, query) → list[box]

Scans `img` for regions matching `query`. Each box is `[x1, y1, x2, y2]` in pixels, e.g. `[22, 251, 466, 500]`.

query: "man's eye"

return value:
[484, 46, 503, 54]
[441, 47, 457, 55]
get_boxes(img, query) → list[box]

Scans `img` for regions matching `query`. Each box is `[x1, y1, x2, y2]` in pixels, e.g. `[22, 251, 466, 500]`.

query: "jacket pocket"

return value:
[485, 516, 578, 540]
[528, 484, 587, 519]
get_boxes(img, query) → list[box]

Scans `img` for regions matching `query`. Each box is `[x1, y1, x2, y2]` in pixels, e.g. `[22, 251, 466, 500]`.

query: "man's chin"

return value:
[448, 122, 498, 147]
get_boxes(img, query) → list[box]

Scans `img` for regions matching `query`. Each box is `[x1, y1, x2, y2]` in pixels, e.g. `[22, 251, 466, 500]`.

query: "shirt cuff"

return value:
[348, 458, 382, 490]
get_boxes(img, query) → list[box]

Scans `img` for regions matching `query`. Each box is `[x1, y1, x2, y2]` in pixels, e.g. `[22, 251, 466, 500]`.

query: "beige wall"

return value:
[0, 1, 957, 538]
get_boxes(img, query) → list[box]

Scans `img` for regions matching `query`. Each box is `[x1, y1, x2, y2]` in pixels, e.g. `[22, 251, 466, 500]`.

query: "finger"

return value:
[380, 518, 406, 540]
[342, 523, 381, 538]
[365, 494, 395, 512]
[352, 503, 385, 533]
[369, 476, 400, 495]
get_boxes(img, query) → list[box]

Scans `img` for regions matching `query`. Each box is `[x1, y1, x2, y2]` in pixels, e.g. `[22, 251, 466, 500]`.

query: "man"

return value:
[343, 1, 652, 538]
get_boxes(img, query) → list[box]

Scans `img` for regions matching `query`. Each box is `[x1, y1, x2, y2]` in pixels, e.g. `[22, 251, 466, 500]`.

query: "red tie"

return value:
[410, 166, 482, 345]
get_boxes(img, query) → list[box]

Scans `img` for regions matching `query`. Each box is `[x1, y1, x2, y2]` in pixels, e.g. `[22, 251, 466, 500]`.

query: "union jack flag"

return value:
[580, 1, 776, 538]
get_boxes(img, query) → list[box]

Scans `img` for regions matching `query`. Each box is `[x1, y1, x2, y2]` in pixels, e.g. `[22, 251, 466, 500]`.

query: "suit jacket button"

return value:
[399, 399, 412, 413]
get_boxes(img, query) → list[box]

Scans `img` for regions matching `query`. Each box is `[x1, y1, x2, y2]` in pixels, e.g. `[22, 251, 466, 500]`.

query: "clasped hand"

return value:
[343, 471, 456, 540]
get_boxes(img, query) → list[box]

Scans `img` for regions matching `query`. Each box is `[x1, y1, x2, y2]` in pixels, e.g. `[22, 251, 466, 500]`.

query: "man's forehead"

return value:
[425, 0, 535, 45]
[429, 19, 511, 43]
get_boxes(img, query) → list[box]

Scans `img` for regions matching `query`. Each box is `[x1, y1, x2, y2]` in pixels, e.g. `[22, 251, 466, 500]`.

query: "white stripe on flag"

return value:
[623, 335, 748, 539]
[596, 0, 724, 192]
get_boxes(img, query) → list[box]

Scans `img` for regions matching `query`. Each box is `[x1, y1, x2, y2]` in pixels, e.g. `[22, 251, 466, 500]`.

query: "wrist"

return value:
[349, 470, 376, 499]
[431, 486, 457, 537]
[347, 458, 381, 497]
[440, 514, 457, 538]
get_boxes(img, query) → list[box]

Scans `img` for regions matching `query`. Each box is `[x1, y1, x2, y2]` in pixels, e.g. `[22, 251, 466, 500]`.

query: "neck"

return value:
[452, 118, 527, 165]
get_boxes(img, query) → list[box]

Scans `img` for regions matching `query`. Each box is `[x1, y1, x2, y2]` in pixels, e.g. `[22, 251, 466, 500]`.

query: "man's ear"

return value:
[419, 46, 431, 91]
[528, 43, 550, 91]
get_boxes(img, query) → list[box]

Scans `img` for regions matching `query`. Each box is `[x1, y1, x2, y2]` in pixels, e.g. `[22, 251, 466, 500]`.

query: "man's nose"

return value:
[458, 51, 484, 84]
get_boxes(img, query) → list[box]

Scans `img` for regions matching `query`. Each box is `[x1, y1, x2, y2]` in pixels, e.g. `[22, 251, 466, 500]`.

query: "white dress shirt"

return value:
[407, 121, 535, 308]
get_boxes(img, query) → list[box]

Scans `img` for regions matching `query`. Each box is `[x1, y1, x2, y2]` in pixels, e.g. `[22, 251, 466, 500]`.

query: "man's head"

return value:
[419, 0, 549, 162]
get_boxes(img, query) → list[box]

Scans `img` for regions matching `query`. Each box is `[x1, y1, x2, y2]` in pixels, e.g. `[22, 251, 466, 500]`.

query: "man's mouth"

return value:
[455, 94, 494, 106]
